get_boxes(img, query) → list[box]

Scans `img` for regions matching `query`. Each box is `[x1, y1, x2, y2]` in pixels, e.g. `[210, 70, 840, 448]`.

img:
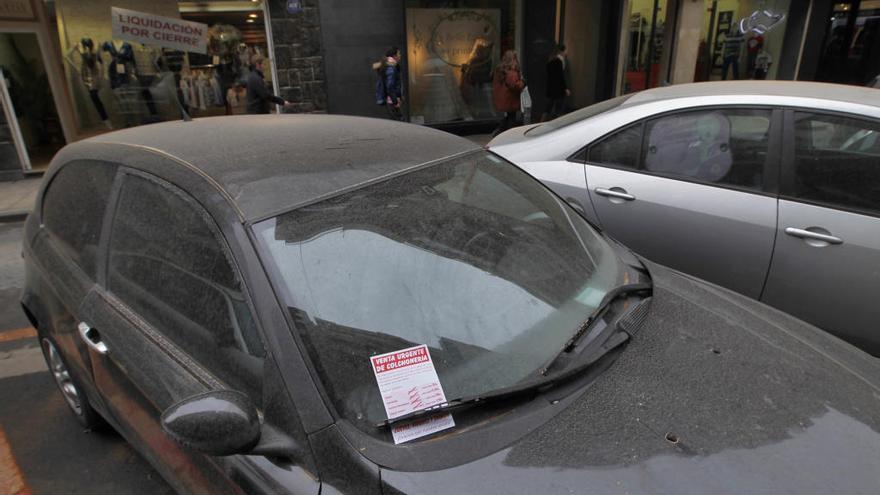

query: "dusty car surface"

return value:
[21, 115, 880, 494]
[489, 81, 880, 355]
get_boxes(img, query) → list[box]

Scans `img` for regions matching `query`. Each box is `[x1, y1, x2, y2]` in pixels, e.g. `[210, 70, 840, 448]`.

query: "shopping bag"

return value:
[520, 85, 532, 124]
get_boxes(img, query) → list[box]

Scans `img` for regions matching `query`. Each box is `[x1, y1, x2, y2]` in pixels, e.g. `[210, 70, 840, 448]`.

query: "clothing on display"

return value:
[70, 38, 111, 125]
[754, 50, 772, 80]
[101, 41, 137, 89]
[226, 85, 247, 114]
[180, 68, 225, 111]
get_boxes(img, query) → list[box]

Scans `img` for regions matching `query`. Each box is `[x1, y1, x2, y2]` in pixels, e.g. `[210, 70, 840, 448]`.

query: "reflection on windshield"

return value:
[266, 228, 554, 349]
[255, 151, 623, 426]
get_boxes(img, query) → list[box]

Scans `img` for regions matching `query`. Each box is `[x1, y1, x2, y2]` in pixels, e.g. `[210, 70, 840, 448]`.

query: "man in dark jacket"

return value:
[246, 55, 289, 114]
[378, 47, 403, 120]
[542, 44, 570, 121]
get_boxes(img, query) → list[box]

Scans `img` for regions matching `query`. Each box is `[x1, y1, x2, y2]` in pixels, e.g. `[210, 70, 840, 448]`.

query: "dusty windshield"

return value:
[255, 151, 624, 425]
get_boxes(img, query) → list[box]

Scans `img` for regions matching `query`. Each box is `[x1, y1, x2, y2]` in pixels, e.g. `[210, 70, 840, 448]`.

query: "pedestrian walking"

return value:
[246, 54, 289, 114]
[542, 44, 570, 121]
[374, 47, 404, 120]
[491, 49, 525, 137]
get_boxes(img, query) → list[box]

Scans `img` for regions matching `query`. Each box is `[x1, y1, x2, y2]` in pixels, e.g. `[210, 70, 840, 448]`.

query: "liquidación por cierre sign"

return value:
[111, 7, 208, 54]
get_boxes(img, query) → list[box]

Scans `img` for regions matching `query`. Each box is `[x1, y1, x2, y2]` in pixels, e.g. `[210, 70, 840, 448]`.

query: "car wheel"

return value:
[40, 337, 104, 429]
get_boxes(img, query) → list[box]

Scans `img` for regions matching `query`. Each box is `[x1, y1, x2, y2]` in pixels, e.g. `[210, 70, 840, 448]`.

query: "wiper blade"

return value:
[565, 283, 651, 351]
[375, 362, 587, 429]
[375, 283, 651, 429]
[537, 282, 651, 376]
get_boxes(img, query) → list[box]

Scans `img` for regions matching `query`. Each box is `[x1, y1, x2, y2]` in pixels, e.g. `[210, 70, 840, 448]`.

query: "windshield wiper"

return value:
[375, 344, 621, 428]
[536, 282, 652, 377]
[375, 282, 651, 429]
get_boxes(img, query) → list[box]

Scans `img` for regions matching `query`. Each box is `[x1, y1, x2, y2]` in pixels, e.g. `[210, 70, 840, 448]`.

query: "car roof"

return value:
[86, 115, 480, 222]
[621, 81, 880, 108]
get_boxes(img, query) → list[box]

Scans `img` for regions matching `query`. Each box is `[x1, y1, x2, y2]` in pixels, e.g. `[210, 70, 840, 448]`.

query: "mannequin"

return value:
[70, 38, 111, 129]
[102, 41, 139, 126]
[133, 44, 160, 115]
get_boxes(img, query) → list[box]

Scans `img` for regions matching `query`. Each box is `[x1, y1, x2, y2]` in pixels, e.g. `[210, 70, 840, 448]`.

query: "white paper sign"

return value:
[370, 344, 455, 444]
[111, 7, 208, 54]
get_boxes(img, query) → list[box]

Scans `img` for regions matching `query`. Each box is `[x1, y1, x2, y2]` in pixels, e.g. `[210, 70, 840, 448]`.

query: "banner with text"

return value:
[111, 7, 208, 54]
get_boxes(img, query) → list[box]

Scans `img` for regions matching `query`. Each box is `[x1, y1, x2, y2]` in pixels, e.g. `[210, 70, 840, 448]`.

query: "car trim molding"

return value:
[92, 142, 246, 223]
[92, 288, 225, 391]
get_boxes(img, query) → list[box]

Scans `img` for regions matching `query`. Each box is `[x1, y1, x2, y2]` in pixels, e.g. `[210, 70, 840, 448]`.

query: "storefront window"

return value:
[696, 0, 791, 82]
[53, 0, 276, 137]
[405, 1, 519, 125]
[622, 0, 670, 93]
[815, 1, 880, 86]
[0, 32, 65, 170]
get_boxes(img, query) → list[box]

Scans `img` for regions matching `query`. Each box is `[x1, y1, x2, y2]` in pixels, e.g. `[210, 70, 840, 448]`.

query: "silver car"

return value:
[489, 81, 880, 355]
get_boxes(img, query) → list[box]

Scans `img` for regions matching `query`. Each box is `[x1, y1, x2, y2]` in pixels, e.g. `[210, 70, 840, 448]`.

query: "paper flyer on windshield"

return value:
[370, 344, 455, 444]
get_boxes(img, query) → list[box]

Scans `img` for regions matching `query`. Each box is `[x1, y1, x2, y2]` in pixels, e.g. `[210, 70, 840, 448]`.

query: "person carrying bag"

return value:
[492, 49, 525, 137]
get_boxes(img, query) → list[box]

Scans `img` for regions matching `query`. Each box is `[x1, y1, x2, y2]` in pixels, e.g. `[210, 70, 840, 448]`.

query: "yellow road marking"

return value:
[0, 328, 36, 344]
[0, 425, 31, 495]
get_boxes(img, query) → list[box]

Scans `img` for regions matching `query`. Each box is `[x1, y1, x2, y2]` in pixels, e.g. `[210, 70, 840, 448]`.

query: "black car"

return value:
[21, 116, 880, 494]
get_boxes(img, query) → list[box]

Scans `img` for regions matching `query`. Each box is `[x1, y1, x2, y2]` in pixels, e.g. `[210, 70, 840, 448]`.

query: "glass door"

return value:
[0, 32, 65, 172]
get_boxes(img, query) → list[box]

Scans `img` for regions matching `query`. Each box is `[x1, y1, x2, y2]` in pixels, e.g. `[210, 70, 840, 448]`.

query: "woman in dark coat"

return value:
[491, 50, 525, 136]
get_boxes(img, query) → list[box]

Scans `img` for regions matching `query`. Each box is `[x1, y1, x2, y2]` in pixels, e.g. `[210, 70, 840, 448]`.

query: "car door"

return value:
[27, 160, 118, 408]
[761, 110, 880, 354]
[78, 169, 320, 494]
[584, 107, 781, 299]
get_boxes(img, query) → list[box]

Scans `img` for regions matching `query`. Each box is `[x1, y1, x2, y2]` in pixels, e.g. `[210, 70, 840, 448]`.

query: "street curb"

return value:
[0, 210, 29, 223]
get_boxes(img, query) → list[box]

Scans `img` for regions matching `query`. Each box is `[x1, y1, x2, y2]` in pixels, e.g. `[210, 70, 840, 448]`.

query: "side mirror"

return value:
[161, 390, 261, 456]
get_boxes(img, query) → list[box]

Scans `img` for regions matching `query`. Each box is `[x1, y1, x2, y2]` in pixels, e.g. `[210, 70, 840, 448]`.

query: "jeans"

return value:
[89, 89, 109, 120]
[722, 55, 739, 80]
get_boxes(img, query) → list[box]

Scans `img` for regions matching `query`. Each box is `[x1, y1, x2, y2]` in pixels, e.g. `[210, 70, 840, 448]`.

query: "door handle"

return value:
[77, 322, 108, 355]
[784, 227, 843, 245]
[594, 187, 635, 201]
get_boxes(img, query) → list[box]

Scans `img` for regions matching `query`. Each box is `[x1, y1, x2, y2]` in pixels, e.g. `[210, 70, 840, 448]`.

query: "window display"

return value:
[54, 0, 275, 136]
[696, 0, 790, 82]
[405, 1, 519, 125]
[622, 0, 670, 93]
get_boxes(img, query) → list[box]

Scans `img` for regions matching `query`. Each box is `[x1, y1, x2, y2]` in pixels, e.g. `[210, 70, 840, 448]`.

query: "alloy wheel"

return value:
[42, 338, 83, 416]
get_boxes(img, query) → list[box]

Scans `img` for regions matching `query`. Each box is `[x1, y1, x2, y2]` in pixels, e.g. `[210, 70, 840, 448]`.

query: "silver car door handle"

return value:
[594, 188, 635, 201]
[784, 227, 843, 245]
[77, 322, 108, 355]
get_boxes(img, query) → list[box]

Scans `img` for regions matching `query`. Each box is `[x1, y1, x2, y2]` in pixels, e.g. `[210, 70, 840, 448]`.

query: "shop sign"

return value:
[111, 7, 208, 54]
[0, 0, 35, 21]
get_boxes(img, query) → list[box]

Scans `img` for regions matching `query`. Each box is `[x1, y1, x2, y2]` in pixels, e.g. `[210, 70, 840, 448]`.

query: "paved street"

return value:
[0, 219, 172, 495]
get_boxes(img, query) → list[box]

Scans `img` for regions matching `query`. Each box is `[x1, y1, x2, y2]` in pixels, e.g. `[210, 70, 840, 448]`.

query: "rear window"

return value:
[526, 94, 633, 137]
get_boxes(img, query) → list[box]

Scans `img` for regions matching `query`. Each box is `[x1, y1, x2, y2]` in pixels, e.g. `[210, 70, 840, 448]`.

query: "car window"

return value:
[587, 124, 642, 169]
[42, 161, 117, 278]
[790, 111, 880, 215]
[107, 173, 265, 398]
[256, 151, 625, 427]
[643, 108, 771, 191]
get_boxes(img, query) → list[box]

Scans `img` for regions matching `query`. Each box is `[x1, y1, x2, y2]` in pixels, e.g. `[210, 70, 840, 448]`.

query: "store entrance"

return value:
[178, 0, 276, 117]
[0, 32, 65, 173]
[815, 1, 880, 86]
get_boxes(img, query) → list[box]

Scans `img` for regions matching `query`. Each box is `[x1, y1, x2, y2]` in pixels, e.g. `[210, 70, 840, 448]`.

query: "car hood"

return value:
[381, 262, 880, 494]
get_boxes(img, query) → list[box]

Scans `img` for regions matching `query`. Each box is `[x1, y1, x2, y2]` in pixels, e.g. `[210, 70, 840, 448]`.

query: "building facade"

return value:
[0, 0, 876, 179]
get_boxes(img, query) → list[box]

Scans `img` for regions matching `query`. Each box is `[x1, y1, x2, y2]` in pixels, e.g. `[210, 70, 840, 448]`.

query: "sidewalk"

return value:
[0, 177, 41, 222]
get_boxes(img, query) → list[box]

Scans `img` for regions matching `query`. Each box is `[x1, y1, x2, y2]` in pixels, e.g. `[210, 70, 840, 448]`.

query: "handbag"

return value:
[520, 85, 532, 124]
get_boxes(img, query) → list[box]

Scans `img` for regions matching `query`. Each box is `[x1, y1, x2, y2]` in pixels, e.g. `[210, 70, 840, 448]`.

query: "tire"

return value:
[40, 336, 104, 429]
